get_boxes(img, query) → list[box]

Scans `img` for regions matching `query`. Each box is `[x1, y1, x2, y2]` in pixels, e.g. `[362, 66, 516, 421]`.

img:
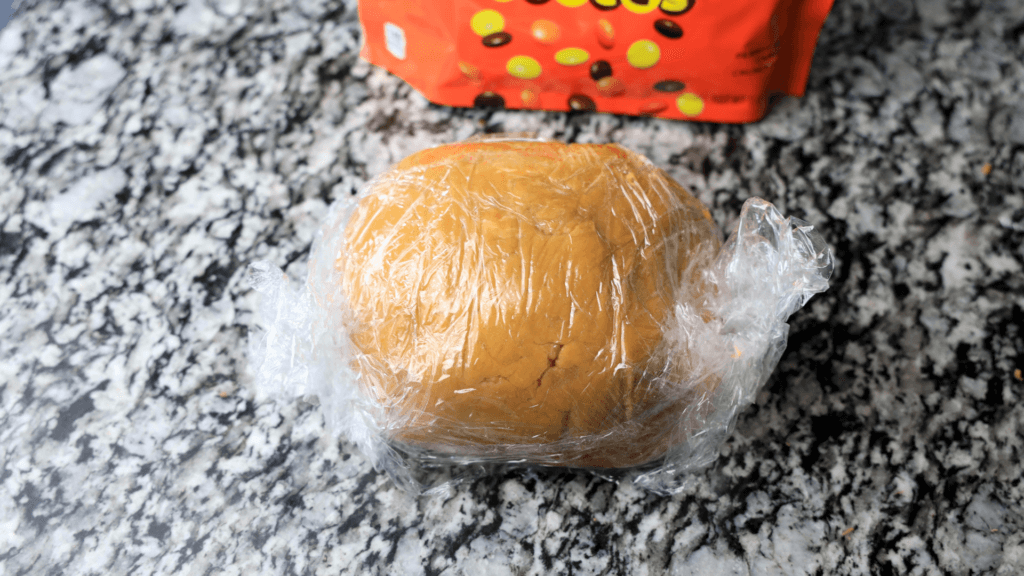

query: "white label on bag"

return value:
[384, 22, 406, 60]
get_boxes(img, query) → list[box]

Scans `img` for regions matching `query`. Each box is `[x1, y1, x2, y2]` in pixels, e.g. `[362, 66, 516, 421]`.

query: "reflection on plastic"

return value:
[247, 140, 833, 494]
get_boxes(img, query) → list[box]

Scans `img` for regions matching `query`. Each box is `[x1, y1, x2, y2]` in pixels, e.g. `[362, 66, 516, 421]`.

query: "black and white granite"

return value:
[2, 0, 1023, 574]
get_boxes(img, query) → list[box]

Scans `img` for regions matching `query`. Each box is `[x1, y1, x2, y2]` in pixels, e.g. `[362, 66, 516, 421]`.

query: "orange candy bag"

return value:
[358, 0, 834, 123]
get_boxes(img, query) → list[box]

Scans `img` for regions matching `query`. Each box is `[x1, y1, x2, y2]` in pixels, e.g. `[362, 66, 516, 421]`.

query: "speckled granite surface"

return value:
[2, 0, 1023, 574]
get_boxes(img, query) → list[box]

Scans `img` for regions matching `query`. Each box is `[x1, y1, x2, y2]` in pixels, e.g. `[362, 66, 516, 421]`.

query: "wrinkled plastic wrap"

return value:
[248, 138, 833, 494]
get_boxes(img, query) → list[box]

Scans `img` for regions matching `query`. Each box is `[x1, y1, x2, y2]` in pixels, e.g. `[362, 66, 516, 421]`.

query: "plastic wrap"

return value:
[248, 138, 833, 493]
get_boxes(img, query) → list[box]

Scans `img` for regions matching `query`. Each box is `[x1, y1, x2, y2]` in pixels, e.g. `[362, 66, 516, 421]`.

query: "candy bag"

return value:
[357, 0, 834, 122]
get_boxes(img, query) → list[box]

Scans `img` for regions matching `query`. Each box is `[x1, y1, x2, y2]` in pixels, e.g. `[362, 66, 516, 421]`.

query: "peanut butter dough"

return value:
[338, 140, 722, 467]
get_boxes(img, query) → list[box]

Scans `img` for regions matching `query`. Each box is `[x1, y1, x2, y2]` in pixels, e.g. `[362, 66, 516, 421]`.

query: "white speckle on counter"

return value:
[0, 19, 25, 71]
[41, 54, 125, 127]
[26, 166, 126, 236]
[458, 538, 517, 576]
[672, 543, 750, 576]
[393, 532, 428, 576]
[171, 0, 226, 39]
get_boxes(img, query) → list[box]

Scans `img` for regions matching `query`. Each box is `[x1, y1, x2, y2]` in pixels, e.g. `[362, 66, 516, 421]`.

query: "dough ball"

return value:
[337, 140, 721, 468]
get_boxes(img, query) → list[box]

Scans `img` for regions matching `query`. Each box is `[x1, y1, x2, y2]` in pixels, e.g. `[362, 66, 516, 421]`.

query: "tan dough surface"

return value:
[338, 140, 721, 468]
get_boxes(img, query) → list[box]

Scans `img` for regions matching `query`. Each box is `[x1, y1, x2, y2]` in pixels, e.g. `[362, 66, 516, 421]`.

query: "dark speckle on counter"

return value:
[1, 0, 1023, 574]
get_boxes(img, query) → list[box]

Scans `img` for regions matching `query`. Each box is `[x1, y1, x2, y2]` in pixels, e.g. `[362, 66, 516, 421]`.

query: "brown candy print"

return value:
[531, 20, 561, 44]
[653, 80, 686, 92]
[638, 101, 668, 116]
[568, 94, 597, 112]
[589, 60, 612, 80]
[596, 19, 615, 49]
[525, 0, 550, 4]
[474, 92, 506, 108]
[596, 76, 626, 97]
[458, 61, 482, 83]
[482, 32, 512, 47]
[654, 19, 683, 39]
[589, 0, 621, 9]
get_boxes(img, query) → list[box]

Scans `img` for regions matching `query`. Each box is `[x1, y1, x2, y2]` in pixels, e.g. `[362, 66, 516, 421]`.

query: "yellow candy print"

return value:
[507, 55, 542, 79]
[659, 0, 694, 15]
[676, 93, 704, 116]
[521, 89, 538, 106]
[621, 0, 659, 14]
[554, 48, 590, 66]
[555, 0, 588, 6]
[470, 10, 505, 36]
[627, 40, 661, 69]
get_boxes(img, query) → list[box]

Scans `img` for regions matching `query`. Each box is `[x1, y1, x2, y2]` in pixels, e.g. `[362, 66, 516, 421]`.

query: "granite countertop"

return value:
[2, 0, 1023, 574]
